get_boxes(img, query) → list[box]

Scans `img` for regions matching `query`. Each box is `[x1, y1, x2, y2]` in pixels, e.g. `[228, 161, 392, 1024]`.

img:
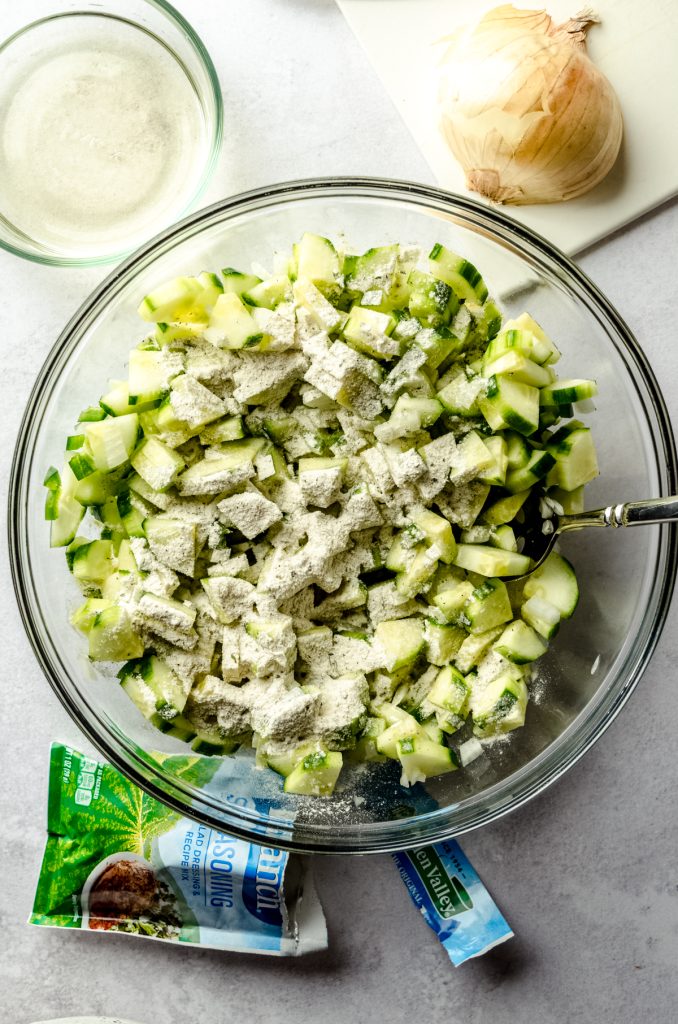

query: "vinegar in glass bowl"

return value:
[0, 10, 214, 262]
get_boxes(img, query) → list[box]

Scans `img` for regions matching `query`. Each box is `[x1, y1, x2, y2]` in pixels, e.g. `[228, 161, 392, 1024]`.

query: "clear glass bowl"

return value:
[9, 179, 677, 853]
[0, 0, 222, 266]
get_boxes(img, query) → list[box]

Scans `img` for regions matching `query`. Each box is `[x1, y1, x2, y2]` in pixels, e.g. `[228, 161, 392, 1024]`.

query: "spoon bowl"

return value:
[512, 494, 678, 579]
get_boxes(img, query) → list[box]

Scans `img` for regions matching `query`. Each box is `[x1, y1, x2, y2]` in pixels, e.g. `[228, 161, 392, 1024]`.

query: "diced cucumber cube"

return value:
[488, 319, 560, 366]
[489, 525, 518, 552]
[395, 546, 439, 598]
[454, 544, 531, 578]
[419, 718, 445, 744]
[548, 485, 585, 515]
[266, 742, 322, 778]
[128, 349, 170, 404]
[221, 267, 262, 296]
[293, 233, 342, 299]
[546, 424, 599, 490]
[414, 327, 457, 369]
[521, 594, 561, 639]
[283, 750, 343, 797]
[116, 490, 146, 538]
[78, 405, 107, 422]
[424, 620, 466, 665]
[100, 380, 140, 417]
[464, 578, 513, 633]
[412, 509, 457, 564]
[85, 414, 139, 472]
[504, 449, 556, 493]
[120, 671, 158, 719]
[397, 733, 458, 786]
[293, 277, 344, 333]
[483, 349, 554, 387]
[494, 620, 548, 663]
[242, 275, 292, 309]
[48, 463, 85, 547]
[455, 627, 504, 673]
[407, 269, 459, 327]
[72, 539, 114, 585]
[428, 243, 488, 303]
[375, 713, 420, 757]
[433, 580, 475, 624]
[427, 665, 470, 716]
[138, 654, 189, 720]
[540, 379, 598, 405]
[478, 435, 508, 486]
[344, 245, 400, 299]
[523, 551, 579, 619]
[479, 489, 531, 526]
[154, 322, 206, 346]
[199, 415, 245, 445]
[207, 292, 265, 349]
[385, 535, 414, 573]
[138, 276, 202, 323]
[71, 597, 115, 633]
[89, 606, 144, 661]
[375, 618, 425, 670]
[342, 306, 399, 360]
[479, 375, 540, 437]
[472, 672, 528, 738]
[131, 436, 185, 492]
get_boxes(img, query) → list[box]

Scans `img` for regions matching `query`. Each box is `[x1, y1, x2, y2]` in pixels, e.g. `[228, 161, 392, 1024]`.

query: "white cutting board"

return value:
[337, 0, 678, 254]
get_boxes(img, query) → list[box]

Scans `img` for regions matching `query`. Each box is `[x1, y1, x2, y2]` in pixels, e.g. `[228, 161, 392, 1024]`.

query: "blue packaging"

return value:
[393, 839, 513, 965]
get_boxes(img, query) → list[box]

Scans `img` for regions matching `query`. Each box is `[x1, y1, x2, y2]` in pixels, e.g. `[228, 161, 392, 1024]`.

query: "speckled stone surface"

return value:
[1, 2, 676, 1022]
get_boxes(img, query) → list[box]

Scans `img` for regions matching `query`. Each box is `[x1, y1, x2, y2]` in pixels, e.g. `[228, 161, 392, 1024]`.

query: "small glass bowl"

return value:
[8, 179, 677, 853]
[0, 0, 222, 266]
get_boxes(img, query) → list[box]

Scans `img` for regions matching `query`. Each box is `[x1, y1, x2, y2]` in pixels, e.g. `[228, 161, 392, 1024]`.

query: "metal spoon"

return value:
[512, 495, 678, 579]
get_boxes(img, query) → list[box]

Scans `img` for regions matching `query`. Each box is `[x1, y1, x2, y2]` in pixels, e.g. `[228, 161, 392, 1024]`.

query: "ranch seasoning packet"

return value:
[30, 743, 327, 956]
[393, 840, 513, 965]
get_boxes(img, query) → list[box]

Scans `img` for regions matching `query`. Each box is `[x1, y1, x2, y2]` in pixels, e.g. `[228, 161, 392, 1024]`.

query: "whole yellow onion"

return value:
[438, 5, 623, 204]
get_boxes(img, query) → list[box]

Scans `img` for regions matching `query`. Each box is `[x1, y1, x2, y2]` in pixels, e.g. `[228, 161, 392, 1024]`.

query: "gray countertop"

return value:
[1, 2, 676, 1022]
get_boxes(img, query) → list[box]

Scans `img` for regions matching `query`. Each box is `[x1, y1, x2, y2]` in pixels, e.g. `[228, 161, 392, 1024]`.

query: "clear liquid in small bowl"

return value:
[0, 12, 210, 260]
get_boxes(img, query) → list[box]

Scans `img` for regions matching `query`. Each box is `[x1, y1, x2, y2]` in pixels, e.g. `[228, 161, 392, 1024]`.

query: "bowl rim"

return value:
[0, 0, 223, 267]
[9, 176, 678, 853]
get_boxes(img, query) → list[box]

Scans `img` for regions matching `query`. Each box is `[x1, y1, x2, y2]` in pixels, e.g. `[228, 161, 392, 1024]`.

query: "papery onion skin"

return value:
[438, 5, 623, 205]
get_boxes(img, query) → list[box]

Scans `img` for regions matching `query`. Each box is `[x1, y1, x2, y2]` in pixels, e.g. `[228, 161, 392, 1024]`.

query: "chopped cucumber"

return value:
[427, 665, 469, 716]
[454, 545, 532, 578]
[523, 552, 579, 619]
[540, 379, 598, 405]
[464, 578, 513, 634]
[521, 594, 561, 639]
[412, 509, 457, 564]
[85, 414, 139, 472]
[375, 618, 425, 670]
[397, 733, 457, 787]
[472, 673, 528, 738]
[479, 375, 540, 437]
[46, 232, 594, 795]
[283, 750, 343, 797]
[407, 269, 459, 327]
[47, 464, 85, 547]
[293, 232, 342, 298]
[221, 267, 262, 296]
[546, 423, 599, 490]
[494, 620, 548, 663]
[428, 244, 488, 303]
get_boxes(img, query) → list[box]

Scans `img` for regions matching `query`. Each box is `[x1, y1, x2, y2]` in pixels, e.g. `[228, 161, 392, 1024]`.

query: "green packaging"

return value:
[31, 744, 326, 954]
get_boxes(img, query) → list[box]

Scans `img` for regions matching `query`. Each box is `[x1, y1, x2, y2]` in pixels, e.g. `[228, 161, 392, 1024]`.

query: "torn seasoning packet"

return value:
[30, 743, 326, 956]
[393, 839, 513, 965]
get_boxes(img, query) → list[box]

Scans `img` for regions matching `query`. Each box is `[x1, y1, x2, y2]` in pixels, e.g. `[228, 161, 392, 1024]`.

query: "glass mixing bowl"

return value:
[9, 179, 677, 853]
